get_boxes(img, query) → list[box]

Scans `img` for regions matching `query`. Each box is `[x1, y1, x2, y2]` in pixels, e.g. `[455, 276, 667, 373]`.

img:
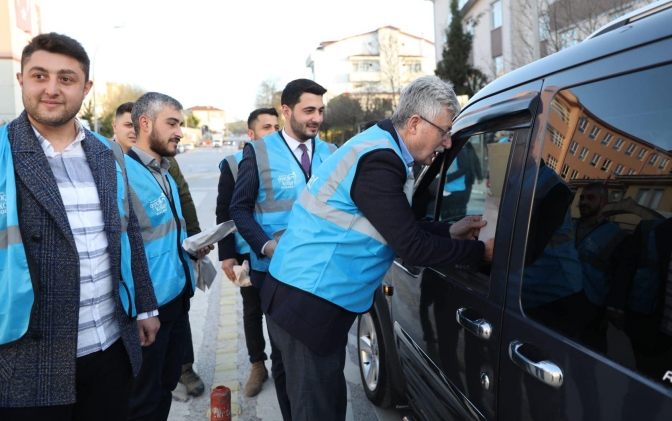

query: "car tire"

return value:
[358, 311, 392, 408]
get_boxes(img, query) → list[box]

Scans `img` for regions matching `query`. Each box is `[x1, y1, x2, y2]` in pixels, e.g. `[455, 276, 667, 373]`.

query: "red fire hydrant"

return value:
[210, 385, 231, 421]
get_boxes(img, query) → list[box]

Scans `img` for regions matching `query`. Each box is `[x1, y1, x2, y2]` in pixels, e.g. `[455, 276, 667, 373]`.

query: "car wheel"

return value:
[358, 312, 392, 407]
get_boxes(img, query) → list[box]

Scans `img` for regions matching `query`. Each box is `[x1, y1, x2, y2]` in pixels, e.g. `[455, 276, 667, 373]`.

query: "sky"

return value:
[36, 0, 435, 121]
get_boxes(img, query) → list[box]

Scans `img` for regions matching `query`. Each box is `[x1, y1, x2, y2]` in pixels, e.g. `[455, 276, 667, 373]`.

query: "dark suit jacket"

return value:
[216, 160, 237, 261]
[262, 120, 485, 356]
[0, 112, 157, 407]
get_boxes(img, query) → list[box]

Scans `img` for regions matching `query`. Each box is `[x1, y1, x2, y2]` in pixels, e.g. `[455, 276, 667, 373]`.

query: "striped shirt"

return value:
[35, 123, 121, 357]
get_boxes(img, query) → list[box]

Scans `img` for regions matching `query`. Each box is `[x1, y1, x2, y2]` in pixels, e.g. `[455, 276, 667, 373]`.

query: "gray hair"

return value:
[132, 92, 183, 134]
[390, 75, 461, 129]
[583, 182, 609, 201]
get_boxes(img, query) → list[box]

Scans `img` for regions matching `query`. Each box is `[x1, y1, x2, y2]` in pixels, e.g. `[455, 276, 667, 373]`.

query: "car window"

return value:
[521, 64, 672, 390]
[428, 129, 519, 295]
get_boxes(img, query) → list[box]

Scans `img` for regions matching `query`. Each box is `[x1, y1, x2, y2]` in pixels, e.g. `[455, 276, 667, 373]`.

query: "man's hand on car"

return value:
[450, 215, 487, 240]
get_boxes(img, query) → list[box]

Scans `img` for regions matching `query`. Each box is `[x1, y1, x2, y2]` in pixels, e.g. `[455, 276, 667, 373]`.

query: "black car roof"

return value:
[462, 2, 672, 114]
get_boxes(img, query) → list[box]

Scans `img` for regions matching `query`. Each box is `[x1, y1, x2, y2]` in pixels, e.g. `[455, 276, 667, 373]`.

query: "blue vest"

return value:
[0, 126, 138, 347]
[628, 219, 664, 314]
[444, 159, 466, 192]
[522, 166, 583, 308]
[250, 132, 336, 271]
[221, 153, 250, 255]
[125, 154, 195, 307]
[575, 220, 626, 306]
[269, 125, 414, 313]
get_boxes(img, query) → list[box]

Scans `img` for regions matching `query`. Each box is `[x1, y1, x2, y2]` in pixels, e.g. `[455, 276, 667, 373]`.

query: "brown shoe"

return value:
[245, 361, 269, 397]
[179, 363, 205, 397]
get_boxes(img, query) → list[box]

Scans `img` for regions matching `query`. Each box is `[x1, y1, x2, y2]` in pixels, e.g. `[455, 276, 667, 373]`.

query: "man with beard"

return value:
[0, 33, 159, 421]
[113, 101, 205, 397]
[230, 79, 336, 420]
[574, 182, 627, 351]
[124, 92, 213, 421]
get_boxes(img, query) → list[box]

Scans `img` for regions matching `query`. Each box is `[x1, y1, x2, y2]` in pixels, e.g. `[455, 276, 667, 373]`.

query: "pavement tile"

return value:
[217, 331, 238, 340]
[210, 380, 240, 391]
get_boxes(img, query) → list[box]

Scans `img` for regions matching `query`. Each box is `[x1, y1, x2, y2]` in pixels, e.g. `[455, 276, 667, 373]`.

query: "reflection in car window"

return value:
[522, 64, 672, 390]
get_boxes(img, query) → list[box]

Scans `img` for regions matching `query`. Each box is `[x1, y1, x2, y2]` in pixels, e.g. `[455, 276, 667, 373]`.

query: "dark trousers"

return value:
[267, 318, 347, 421]
[183, 319, 195, 365]
[0, 339, 133, 421]
[128, 311, 189, 421]
[241, 285, 267, 363]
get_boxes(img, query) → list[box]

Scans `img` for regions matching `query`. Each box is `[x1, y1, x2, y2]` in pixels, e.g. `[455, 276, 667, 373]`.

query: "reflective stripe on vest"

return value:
[628, 219, 664, 314]
[249, 133, 335, 271]
[222, 152, 250, 255]
[576, 220, 626, 306]
[269, 126, 412, 313]
[125, 156, 195, 307]
[522, 165, 583, 309]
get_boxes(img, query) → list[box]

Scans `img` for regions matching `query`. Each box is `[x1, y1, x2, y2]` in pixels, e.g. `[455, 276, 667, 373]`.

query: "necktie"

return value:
[298, 143, 310, 175]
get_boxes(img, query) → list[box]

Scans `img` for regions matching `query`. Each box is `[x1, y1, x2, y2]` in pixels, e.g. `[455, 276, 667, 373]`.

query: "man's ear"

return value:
[281, 104, 292, 121]
[16, 72, 23, 87]
[83, 79, 93, 96]
[139, 115, 152, 133]
[408, 115, 421, 135]
[247, 129, 255, 140]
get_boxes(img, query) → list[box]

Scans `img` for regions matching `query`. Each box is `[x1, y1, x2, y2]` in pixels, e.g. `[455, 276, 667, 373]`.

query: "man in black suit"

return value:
[230, 79, 336, 420]
[260, 75, 494, 420]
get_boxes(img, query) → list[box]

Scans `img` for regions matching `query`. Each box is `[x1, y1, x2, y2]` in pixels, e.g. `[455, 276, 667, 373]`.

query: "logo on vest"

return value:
[0, 192, 6, 215]
[150, 193, 168, 216]
[307, 175, 319, 190]
[278, 172, 297, 189]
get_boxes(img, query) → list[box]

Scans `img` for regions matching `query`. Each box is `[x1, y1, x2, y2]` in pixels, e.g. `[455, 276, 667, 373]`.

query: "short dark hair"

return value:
[281, 79, 327, 108]
[247, 108, 279, 129]
[21, 33, 90, 81]
[583, 182, 609, 201]
[116, 102, 134, 119]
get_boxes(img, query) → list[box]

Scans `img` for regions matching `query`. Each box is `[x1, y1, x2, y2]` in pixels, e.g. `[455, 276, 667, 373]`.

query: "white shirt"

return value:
[35, 123, 155, 357]
[282, 128, 312, 164]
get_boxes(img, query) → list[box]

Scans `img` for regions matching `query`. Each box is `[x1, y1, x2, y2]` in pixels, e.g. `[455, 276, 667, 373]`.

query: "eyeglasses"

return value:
[419, 115, 451, 139]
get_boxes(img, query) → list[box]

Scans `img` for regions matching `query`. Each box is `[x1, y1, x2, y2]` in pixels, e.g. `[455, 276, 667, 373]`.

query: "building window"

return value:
[590, 153, 601, 167]
[648, 153, 659, 166]
[613, 138, 625, 151]
[625, 144, 636, 156]
[405, 60, 422, 72]
[569, 141, 578, 155]
[579, 147, 589, 160]
[577, 117, 588, 133]
[549, 126, 564, 148]
[561, 164, 570, 179]
[551, 100, 570, 124]
[570, 169, 579, 179]
[539, 15, 550, 41]
[601, 158, 612, 172]
[627, 169, 636, 175]
[547, 154, 558, 170]
[560, 28, 578, 50]
[492, 1, 502, 29]
[601, 133, 613, 146]
[494, 56, 504, 78]
[589, 126, 600, 140]
[353, 60, 379, 72]
[637, 149, 647, 161]
[614, 164, 624, 175]
[659, 158, 669, 171]
[635, 189, 664, 210]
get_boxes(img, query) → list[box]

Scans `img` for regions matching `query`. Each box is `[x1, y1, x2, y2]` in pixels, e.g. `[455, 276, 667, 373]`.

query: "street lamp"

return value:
[91, 24, 126, 133]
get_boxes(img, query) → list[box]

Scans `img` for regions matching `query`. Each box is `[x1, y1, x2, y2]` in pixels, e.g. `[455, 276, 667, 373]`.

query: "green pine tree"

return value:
[436, 0, 489, 97]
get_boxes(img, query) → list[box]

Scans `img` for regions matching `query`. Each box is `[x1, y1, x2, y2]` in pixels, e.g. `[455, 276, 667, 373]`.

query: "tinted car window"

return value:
[521, 64, 672, 389]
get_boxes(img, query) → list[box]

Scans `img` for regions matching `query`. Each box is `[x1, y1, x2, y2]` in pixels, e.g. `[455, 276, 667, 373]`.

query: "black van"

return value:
[357, 2, 672, 419]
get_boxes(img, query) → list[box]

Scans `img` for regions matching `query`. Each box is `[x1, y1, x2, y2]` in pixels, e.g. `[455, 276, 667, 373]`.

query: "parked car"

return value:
[358, 2, 672, 420]
[176, 143, 185, 154]
[212, 139, 223, 148]
[238, 140, 248, 150]
[183, 142, 195, 151]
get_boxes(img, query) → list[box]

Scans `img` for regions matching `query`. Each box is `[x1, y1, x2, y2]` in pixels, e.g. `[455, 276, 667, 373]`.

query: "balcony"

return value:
[349, 72, 381, 82]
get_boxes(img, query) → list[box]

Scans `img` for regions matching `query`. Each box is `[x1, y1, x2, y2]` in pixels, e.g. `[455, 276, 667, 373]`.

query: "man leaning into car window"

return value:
[259, 75, 495, 421]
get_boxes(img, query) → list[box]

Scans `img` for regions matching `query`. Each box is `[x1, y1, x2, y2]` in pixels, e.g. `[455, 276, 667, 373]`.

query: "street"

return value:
[167, 144, 410, 421]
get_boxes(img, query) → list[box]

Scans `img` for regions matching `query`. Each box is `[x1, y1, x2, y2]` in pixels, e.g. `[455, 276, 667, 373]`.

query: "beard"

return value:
[149, 126, 178, 157]
[289, 113, 318, 142]
[24, 93, 81, 127]
[579, 205, 600, 218]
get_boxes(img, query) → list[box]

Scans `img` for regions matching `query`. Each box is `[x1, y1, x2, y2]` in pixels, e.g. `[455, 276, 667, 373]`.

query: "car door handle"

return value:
[455, 307, 492, 340]
[509, 341, 563, 389]
[393, 260, 424, 277]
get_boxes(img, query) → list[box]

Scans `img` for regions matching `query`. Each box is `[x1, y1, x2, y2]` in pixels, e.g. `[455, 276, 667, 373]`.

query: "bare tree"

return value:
[512, 0, 647, 67]
[255, 78, 281, 111]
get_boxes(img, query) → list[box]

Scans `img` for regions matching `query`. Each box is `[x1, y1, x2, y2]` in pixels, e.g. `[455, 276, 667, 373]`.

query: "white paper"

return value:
[479, 196, 500, 241]
[182, 220, 237, 254]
